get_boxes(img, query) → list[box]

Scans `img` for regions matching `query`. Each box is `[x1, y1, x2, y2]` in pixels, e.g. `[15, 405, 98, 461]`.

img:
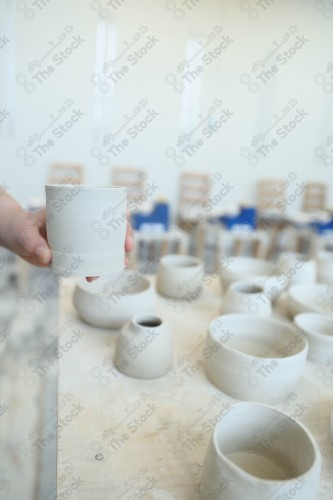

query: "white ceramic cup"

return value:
[72, 271, 155, 328]
[200, 402, 321, 500]
[45, 184, 127, 277]
[114, 313, 172, 379]
[204, 314, 308, 403]
[156, 254, 204, 300]
[276, 252, 316, 286]
[220, 281, 272, 317]
[294, 312, 333, 365]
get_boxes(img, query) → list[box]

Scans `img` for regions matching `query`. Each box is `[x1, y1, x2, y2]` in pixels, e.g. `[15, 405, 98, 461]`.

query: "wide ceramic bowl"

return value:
[72, 270, 155, 328]
[220, 282, 272, 317]
[200, 402, 321, 500]
[204, 314, 308, 403]
[287, 284, 333, 318]
[156, 254, 204, 300]
[294, 313, 333, 365]
[219, 256, 286, 300]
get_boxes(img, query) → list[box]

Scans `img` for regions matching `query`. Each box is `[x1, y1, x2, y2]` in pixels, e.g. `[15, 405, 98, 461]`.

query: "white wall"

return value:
[1, 0, 332, 214]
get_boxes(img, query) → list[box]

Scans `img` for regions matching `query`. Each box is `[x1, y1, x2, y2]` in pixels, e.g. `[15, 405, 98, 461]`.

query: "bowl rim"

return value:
[211, 401, 320, 484]
[294, 312, 333, 340]
[159, 254, 203, 268]
[75, 271, 152, 296]
[208, 313, 308, 361]
[288, 284, 329, 309]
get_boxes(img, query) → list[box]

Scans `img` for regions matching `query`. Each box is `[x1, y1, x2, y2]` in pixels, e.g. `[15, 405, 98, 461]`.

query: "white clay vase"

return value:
[220, 281, 272, 317]
[114, 314, 172, 379]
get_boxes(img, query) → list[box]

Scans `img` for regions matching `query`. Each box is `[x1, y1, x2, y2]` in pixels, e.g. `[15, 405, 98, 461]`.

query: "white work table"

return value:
[57, 275, 333, 500]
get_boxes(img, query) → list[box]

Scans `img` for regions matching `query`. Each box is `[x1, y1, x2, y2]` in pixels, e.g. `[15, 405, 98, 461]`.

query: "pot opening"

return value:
[234, 284, 263, 294]
[135, 315, 162, 328]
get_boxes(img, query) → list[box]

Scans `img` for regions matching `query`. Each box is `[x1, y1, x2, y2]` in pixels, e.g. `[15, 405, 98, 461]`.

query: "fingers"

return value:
[35, 245, 52, 265]
[15, 211, 52, 266]
[125, 217, 134, 252]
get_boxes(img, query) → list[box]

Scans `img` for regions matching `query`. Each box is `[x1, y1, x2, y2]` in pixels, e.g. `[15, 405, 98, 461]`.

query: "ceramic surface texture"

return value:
[156, 254, 204, 300]
[72, 270, 155, 328]
[45, 185, 127, 276]
[220, 281, 272, 317]
[294, 313, 333, 365]
[200, 402, 321, 500]
[114, 314, 172, 379]
[205, 314, 308, 403]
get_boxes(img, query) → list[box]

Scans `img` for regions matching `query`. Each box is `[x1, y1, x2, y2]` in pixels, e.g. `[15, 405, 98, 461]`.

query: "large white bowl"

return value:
[294, 313, 333, 365]
[204, 314, 308, 403]
[219, 256, 286, 300]
[200, 402, 321, 500]
[72, 271, 155, 328]
[287, 284, 333, 318]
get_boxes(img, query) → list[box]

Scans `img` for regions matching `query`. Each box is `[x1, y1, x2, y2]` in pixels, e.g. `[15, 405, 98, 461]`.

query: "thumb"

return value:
[35, 243, 52, 264]
[20, 226, 51, 264]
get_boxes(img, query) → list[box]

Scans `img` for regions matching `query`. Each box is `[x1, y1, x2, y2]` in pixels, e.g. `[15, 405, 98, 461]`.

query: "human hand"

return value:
[0, 194, 134, 277]
[0, 198, 52, 267]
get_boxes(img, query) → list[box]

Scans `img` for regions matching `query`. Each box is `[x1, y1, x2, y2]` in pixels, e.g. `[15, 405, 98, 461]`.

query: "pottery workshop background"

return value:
[0, 0, 333, 209]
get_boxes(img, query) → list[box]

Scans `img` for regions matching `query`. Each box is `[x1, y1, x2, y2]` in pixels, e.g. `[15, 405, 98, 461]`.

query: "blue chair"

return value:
[131, 202, 170, 231]
[219, 207, 257, 230]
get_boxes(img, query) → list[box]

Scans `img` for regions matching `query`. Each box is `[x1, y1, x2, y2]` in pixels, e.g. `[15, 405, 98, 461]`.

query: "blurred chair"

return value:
[196, 220, 269, 273]
[257, 179, 287, 215]
[302, 182, 327, 212]
[128, 228, 190, 273]
[177, 171, 211, 232]
[131, 201, 169, 231]
[112, 167, 146, 210]
[48, 163, 84, 184]
[257, 179, 289, 259]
